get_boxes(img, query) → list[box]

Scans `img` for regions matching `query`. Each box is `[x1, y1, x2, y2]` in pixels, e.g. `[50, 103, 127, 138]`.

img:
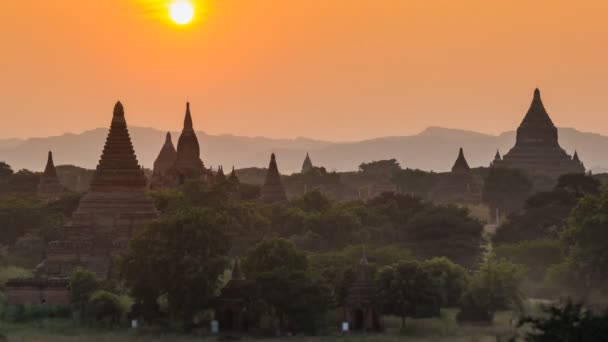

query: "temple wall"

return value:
[4, 286, 70, 306]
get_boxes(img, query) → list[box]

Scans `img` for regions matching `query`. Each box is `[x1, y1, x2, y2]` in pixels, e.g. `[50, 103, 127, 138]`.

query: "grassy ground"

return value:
[0, 310, 521, 342]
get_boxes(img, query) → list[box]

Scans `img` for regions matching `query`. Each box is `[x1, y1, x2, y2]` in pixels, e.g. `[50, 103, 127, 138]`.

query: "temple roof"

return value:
[153, 132, 177, 175]
[173, 102, 205, 175]
[88, 102, 148, 190]
[260, 153, 288, 203]
[301, 152, 313, 173]
[520, 88, 555, 129]
[451, 148, 471, 173]
[229, 166, 239, 183]
[43, 151, 58, 179]
[494, 150, 501, 161]
[573, 150, 581, 163]
[216, 165, 226, 181]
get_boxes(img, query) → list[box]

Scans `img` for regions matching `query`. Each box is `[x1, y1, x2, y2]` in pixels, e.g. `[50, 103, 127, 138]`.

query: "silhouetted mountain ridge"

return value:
[1, 126, 606, 174]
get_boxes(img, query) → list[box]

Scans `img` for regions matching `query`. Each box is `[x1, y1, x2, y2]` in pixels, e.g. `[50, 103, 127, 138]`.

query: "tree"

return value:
[376, 260, 443, 328]
[482, 167, 533, 217]
[404, 205, 484, 269]
[243, 238, 332, 333]
[423, 257, 470, 307]
[70, 268, 101, 312]
[556, 173, 601, 197]
[86, 290, 123, 325]
[0, 198, 49, 245]
[0, 162, 13, 180]
[120, 208, 231, 320]
[392, 169, 439, 199]
[494, 239, 563, 283]
[557, 188, 608, 296]
[457, 257, 525, 323]
[6, 170, 39, 196]
[359, 159, 401, 176]
[493, 189, 577, 245]
[519, 301, 608, 342]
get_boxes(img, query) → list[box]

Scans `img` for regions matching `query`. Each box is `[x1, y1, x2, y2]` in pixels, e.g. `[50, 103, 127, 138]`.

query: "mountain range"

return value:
[1, 126, 607, 174]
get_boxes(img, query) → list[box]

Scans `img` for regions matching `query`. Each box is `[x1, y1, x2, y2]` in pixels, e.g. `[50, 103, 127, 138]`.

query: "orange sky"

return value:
[1, 0, 608, 141]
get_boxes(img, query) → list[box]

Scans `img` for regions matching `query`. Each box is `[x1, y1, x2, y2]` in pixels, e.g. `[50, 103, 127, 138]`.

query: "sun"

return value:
[169, 1, 195, 25]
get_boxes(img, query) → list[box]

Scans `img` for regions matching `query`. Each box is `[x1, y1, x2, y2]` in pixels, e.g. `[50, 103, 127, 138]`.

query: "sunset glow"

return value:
[169, 1, 194, 25]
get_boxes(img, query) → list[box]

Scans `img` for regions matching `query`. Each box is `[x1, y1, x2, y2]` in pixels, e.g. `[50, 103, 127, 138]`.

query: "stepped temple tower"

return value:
[492, 89, 585, 177]
[259, 153, 288, 204]
[7, 102, 159, 305]
[42, 102, 159, 277]
[214, 258, 249, 332]
[151, 132, 177, 188]
[301, 153, 313, 173]
[344, 254, 382, 332]
[37, 151, 63, 202]
[165, 102, 206, 186]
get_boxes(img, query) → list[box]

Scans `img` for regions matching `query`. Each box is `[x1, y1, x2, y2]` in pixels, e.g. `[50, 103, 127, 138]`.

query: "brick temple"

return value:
[492, 89, 585, 177]
[259, 153, 288, 204]
[6, 102, 159, 305]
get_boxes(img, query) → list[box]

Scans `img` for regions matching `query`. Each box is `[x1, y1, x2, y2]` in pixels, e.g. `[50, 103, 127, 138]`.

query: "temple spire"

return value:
[89, 101, 148, 190]
[494, 149, 501, 161]
[184, 102, 193, 132]
[301, 152, 313, 173]
[451, 147, 471, 173]
[43, 151, 58, 178]
[229, 166, 239, 183]
[260, 153, 288, 203]
[573, 150, 581, 163]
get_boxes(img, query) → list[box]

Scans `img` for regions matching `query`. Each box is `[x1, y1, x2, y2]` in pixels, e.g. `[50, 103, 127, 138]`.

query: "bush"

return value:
[1, 304, 69, 322]
[0, 266, 32, 286]
[85, 290, 123, 324]
[457, 257, 525, 324]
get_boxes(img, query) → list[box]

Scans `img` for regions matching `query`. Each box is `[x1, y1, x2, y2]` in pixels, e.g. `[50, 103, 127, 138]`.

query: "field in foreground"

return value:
[0, 310, 522, 342]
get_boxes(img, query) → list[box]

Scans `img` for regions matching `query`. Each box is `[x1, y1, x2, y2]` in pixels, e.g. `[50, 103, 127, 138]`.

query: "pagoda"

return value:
[492, 89, 585, 177]
[43, 101, 159, 277]
[301, 153, 313, 173]
[344, 254, 382, 332]
[165, 102, 206, 186]
[259, 153, 288, 204]
[150, 132, 177, 188]
[431, 148, 479, 203]
[37, 151, 63, 202]
[214, 258, 250, 332]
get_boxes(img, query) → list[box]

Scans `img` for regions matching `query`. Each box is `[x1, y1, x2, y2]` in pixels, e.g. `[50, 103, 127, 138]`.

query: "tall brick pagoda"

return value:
[37, 151, 63, 202]
[44, 101, 159, 277]
[151, 132, 177, 188]
[7, 102, 159, 305]
[259, 153, 288, 204]
[165, 102, 206, 186]
[492, 89, 585, 177]
[344, 254, 382, 332]
[301, 152, 313, 173]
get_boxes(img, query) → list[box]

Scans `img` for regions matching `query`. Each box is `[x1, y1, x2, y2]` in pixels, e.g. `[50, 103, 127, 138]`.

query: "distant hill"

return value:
[0, 126, 606, 174]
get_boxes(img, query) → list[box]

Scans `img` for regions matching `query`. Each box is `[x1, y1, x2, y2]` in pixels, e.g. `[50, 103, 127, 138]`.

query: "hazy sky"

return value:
[1, 0, 608, 141]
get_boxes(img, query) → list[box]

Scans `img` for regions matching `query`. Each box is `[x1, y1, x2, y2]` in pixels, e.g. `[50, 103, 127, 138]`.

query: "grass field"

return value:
[0, 310, 522, 342]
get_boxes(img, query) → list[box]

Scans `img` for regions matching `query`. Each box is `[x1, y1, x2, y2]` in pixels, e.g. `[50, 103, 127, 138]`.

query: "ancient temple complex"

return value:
[492, 89, 585, 177]
[151, 132, 177, 188]
[259, 153, 288, 204]
[344, 254, 382, 332]
[37, 151, 63, 202]
[41, 102, 159, 278]
[301, 153, 313, 173]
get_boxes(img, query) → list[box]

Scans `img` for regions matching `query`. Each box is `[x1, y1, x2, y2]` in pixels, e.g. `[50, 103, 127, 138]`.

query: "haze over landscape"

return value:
[4, 1, 608, 341]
